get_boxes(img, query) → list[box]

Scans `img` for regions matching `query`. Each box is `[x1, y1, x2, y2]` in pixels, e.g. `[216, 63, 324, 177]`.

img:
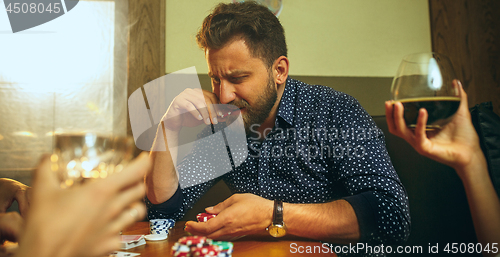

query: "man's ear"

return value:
[273, 56, 289, 85]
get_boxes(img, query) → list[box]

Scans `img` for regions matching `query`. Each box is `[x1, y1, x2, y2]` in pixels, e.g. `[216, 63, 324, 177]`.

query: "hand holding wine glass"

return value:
[385, 80, 483, 173]
[385, 55, 500, 256]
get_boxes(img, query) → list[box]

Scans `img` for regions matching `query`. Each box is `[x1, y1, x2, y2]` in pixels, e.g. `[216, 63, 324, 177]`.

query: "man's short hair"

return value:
[196, 1, 287, 68]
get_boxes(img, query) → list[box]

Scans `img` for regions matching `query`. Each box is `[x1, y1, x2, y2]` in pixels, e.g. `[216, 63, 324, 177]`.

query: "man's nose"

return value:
[218, 80, 236, 104]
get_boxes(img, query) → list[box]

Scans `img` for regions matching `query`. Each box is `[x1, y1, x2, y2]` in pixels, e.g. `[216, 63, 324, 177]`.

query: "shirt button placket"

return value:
[258, 137, 270, 199]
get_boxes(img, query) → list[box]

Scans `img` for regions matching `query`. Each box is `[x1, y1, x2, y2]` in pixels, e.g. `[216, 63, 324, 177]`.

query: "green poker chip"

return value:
[212, 241, 233, 251]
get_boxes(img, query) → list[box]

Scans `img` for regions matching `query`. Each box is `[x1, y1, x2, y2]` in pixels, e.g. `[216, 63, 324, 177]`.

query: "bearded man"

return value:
[145, 1, 410, 248]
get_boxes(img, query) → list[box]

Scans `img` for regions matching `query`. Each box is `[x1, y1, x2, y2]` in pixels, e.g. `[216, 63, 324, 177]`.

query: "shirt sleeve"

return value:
[330, 94, 411, 244]
[146, 124, 230, 220]
[145, 183, 183, 220]
[146, 178, 221, 221]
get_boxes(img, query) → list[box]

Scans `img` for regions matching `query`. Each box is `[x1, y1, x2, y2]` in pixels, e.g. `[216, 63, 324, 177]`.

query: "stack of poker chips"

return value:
[149, 219, 175, 235]
[212, 241, 233, 257]
[196, 212, 217, 222]
[192, 245, 221, 257]
[171, 236, 233, 257]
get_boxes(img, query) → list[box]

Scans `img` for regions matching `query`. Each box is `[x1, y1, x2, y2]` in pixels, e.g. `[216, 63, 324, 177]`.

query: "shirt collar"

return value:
[276, 77, 296, 127]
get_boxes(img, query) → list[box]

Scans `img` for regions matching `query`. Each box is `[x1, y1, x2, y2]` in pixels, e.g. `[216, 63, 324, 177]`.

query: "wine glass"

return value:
[51, 133, 135, 188]
[391, 52, 461, 130]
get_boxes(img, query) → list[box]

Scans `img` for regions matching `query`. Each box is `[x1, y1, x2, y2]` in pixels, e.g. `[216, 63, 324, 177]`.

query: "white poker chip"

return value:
[145, 234, 168, 241]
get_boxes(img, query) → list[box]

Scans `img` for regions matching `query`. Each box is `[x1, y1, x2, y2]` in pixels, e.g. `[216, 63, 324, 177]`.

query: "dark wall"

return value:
[429, 0, 500, 116]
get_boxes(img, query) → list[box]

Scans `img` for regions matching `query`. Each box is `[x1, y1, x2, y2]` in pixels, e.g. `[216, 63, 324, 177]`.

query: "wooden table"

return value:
[121, 221, 337, 257]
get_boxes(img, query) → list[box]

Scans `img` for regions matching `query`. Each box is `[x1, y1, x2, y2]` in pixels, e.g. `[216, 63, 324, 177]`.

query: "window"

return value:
[0, 0, 127, 187]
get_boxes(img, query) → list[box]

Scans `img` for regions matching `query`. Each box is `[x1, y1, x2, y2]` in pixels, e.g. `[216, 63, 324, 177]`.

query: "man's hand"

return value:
[163, 89, 222, 132]
[385, 80, 482, 174]
[0, 178, 30, 217]
[185, 194, 273, 240]
[0, 212, 23, 243]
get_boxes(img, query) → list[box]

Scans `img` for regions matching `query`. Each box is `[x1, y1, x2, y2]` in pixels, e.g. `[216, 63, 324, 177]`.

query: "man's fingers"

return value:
[188, 197, 238, 236]
[107, 153, 151, 192]
[187, 89, 217, 125]
[203, 91, 222, 118]
[184, 221, 210, 235]
[203, 91, 223, 124]
[184, 102, 204, 122]
[206, 196, 233, 215]
[205, 203, 222, 214]
[171, 97, 204, 123]
[207, 228, 246, 241]
[172, 89, 221, 126]
[176, 88, 210, 125]
[205, 215, 253, 240]
[185, 217, 225, 236]
[207, 103, 219, 124]
[189, 101, 211, 125]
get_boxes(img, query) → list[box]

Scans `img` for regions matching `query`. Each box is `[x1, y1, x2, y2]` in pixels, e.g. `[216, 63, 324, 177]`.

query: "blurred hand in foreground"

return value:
[15, 153, 151, 257]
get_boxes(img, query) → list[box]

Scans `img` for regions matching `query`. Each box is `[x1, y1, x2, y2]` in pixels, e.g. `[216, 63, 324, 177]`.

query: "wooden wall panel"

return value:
[128, 0, 166, 156]
[429, 0, 500, 115]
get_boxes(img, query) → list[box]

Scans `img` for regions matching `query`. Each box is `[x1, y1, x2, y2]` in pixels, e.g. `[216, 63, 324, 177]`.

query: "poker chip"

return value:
[173, 251, 190, 257]
[144, 234, 168, 241]
[171, 242, 191, 255]
[196, 213, 217, 222]
[211, 241, 233, 252]
[149, 219, 175, 235]
[165, 219, 176, 229]
[178, 236, 209, 246]
[192, 245, 221, 257]
[172, 236, 232, 257]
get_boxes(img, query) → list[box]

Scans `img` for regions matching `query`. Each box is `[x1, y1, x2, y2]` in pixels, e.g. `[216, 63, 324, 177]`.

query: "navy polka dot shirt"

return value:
[147, 77, 410, 245]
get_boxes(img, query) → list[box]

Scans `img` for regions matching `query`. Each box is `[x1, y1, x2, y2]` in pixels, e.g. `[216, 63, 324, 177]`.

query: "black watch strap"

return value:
[273, 200, 284, 224]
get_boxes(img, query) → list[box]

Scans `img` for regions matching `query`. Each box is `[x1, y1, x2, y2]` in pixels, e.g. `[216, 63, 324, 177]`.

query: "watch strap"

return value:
[272, 200, 284, 225]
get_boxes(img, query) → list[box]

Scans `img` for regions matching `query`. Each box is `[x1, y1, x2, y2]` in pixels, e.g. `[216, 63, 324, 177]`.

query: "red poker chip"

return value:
[192, 245, 221, 257]
[178, 236, 207, 246]
[173, 251, 190, 257]
[196, 213, 217, 222]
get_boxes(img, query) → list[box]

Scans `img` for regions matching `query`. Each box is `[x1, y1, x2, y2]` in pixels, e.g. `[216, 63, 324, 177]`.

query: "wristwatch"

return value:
[267, 200, 287, 237]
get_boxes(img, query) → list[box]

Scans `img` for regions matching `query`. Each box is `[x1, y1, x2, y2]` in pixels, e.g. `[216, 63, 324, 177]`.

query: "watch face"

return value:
[269, 225, 287, 237]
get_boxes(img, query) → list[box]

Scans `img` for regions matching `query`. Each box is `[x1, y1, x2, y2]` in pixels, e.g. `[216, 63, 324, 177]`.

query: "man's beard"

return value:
[226, 72, 278, 135]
